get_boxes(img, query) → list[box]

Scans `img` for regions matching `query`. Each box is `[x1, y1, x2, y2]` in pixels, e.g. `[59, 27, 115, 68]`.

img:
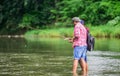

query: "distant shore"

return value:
[0, 35, 24, 38]
[24, 25, 120, 38]
[0, 25, 119, 39]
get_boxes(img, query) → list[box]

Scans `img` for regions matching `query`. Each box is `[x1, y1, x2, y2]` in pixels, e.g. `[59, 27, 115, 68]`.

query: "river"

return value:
[0, 37, 120, 76]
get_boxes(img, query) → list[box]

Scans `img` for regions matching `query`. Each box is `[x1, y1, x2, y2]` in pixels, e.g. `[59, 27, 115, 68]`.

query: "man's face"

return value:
[73, 21, 77, 26]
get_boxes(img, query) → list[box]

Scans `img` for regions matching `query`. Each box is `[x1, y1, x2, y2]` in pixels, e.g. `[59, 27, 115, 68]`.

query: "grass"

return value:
[25, 28, 74, 38]
[89, 25, 120, 38]
[25, 24, 120, 38]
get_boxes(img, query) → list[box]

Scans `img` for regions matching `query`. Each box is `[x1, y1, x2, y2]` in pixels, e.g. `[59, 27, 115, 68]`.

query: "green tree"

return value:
[0, 0, 120, 34]
[0, 0, 24, 34]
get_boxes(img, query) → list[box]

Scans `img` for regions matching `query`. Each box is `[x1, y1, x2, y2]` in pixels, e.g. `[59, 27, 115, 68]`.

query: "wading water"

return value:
[0, 38, 120, 76]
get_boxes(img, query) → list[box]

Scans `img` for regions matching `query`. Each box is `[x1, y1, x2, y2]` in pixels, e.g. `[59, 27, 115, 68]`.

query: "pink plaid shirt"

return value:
[73, 23, 87, 47]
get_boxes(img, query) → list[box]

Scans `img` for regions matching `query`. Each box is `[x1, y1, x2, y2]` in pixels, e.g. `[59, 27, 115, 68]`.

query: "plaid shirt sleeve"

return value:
[74, 25, 81, 37]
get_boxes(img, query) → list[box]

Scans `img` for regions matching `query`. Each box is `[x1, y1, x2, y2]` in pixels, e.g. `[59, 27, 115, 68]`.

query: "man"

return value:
[69, 17, 88, 75]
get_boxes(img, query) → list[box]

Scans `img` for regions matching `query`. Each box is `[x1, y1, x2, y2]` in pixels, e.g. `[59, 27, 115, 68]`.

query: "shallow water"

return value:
[0, 38, 120, 76]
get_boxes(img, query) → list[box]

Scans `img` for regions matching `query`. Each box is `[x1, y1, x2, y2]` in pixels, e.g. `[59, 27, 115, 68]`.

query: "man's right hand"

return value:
[68, 38, 73, 43]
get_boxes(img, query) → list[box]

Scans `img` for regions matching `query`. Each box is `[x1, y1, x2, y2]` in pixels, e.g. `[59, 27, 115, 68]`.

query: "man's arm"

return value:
[68, 24, 80, 43]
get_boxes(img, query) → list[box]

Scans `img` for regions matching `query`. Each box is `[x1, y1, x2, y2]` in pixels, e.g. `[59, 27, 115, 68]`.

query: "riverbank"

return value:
[25, 25, 120, 38]
[0, 35, 24, 38]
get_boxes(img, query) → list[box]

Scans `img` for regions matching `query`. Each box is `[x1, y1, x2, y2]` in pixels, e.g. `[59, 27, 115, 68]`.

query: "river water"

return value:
[0, 37, 120, 76]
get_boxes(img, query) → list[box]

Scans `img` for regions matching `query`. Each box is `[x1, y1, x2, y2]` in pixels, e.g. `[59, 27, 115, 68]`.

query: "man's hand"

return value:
[64, 37, 73, 43]
[68, 37, 78, 43]
[68, 38, 73, 43]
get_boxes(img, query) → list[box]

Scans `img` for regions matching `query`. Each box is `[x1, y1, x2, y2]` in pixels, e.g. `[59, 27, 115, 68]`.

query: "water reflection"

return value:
[95, 38, 120, 51]
[0, 38, 120, 76]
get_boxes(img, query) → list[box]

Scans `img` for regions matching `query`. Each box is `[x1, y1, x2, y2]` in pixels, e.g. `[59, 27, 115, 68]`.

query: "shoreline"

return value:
[0, 35, 24, 38]
[0, 25, 120, 39]
[0, 34, 119, 39]
[24, 26, 120, 39]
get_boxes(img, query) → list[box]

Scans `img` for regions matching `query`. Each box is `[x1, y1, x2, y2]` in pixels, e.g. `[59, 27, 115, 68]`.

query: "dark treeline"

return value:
[0, 0, 120, 34]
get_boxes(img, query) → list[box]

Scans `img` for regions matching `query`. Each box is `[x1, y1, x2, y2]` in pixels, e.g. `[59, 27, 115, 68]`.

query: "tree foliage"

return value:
[0, 0, 24, 34]
[0, 0, 120, 34]
[57, 0, 120, 25]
